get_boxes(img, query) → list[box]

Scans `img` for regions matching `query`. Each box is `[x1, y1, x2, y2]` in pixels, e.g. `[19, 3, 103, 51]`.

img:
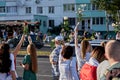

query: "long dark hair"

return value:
[27, 43, 38, 73]
[0, 43, 11, 73]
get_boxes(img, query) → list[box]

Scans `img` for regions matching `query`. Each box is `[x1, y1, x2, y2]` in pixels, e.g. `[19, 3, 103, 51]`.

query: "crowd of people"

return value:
[0, 33, 38, 80]
[49, 22, 120, 80]
[0, 22, 120, 80]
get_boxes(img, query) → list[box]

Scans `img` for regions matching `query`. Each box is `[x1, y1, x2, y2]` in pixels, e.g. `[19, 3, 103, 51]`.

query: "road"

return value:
[16, 56, 52, 80]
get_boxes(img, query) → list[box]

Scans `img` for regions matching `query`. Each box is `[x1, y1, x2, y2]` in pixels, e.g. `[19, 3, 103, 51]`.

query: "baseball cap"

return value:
[55, 36, 63, 41]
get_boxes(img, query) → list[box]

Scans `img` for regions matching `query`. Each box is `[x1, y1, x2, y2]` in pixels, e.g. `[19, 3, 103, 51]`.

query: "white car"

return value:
[65, 39, 109, 49]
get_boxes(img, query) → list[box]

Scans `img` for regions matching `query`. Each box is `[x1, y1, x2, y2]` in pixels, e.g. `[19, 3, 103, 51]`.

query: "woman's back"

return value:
[22, 55, 36, 80]
[59, 59, 72, 80]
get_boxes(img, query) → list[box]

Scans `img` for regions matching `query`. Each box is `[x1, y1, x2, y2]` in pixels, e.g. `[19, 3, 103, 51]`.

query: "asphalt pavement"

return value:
[16, 44, 53, 80]
[16, 56, 52, 80]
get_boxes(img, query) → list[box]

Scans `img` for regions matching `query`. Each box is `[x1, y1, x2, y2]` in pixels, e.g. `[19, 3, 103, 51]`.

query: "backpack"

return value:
[80, 63, 97, 80]
[105, 68, 120, 80]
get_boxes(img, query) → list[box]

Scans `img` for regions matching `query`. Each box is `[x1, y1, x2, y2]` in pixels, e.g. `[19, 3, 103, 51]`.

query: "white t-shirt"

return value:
[75, 46, 91, 72]
[10, 53, 18, 78]
[75, 47, 85, 71]
[10, 53, 15, 71]
[59, 54, 79, 80]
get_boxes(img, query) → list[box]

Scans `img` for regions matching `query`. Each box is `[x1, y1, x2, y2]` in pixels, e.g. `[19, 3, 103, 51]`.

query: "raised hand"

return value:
[28, 36, 32, 44]
[74, 22, 80, 32]
[23, 22, 29, 35]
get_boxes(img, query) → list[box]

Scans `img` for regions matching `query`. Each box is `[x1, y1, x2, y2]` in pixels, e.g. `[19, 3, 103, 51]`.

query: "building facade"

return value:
[0, 0, 115, 37]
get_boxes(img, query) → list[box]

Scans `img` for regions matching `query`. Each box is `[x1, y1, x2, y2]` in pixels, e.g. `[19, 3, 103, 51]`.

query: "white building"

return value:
[0, 0, 115, 37]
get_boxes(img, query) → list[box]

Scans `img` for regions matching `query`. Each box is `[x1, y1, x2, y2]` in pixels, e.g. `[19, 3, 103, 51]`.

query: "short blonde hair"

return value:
[105, 40, 120, 61]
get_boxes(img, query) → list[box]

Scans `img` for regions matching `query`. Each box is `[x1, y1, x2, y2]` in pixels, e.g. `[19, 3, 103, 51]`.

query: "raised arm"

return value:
[13, 34, 25, 58]
[74, 22, 80, 48]
[28, 35, 32, 44]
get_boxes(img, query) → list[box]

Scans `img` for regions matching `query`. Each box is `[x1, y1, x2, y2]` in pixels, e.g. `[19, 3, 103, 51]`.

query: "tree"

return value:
[91, 0, 120, 32]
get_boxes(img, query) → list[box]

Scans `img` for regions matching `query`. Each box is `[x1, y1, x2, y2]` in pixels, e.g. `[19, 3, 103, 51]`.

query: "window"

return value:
[87, 4, 91, 10]
[63, 4, 75, 12]
[49, 20, 54, 27]
[0, 7, 5, 13]
[48, 6, 54, 13]
[26, 7, 31, 14]
[39, 20, 41, 26]
[68, 18, 75, 25]
[26, 0, 31, 1]
[6, 6, 17, 13]
[92, 17, 104, 25]
[88, 20, 90, 29]
[92, 4, 98, 10]
[92, 18, 95, 24]
[37, 7, 43, 14]
[96, 18, 99, 24]
[100, 17, 103, 24]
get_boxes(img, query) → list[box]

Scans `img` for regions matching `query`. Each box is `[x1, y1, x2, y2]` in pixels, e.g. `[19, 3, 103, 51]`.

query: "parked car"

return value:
[7, 35, 44, 49]
[65, 39, 109, 49]
[65, 39, 109, 57]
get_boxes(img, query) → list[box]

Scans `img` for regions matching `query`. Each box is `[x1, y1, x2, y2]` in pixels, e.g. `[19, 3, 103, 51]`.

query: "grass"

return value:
[13, 49, 51, 56]
[20, 51, 50, 56]
[11, 43, 53, 56]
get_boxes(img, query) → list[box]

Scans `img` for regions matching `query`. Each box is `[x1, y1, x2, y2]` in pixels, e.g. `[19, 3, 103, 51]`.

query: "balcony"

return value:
[5, 0, 16, 2]
[0, 15, 33, 21]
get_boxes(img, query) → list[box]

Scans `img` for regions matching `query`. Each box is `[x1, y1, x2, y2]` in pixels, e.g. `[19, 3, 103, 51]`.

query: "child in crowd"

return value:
[74, 22, 92, 73]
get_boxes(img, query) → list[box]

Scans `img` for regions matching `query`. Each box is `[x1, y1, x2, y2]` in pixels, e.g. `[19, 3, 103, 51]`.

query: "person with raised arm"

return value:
[20, 36, 38, 80]
[0, 43, 16, 80]
[74, 22, 92, 79]
[0, 32, 25, 80]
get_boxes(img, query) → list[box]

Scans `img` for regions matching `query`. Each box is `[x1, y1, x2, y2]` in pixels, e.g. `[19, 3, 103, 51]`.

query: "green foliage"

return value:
[23, 25, 29, 35]
[78, 13, 83, 22]
[61, 19, 73, 41]
[50, 41, 55, 49]
[91, 0, 120, 33]
[114, 25, 120, 32]
[91, 0, 120, 22]
[48, 24, 62, 35]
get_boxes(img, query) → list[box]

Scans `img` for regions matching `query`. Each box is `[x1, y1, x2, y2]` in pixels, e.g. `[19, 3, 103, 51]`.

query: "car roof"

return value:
[65, 39, 109, 47]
